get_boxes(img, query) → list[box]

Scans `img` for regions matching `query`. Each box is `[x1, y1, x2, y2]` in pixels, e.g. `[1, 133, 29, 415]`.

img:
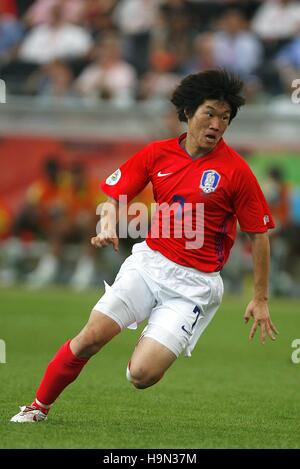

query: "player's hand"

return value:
[91, 230, 119, 251]
[244, 299, 278, 344]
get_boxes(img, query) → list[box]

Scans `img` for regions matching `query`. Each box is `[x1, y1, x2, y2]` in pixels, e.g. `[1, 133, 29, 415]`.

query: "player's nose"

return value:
[209, 117, 220, 131]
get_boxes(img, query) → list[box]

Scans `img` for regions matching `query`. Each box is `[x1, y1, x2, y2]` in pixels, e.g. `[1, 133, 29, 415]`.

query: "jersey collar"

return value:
[177, 132, 225, 160]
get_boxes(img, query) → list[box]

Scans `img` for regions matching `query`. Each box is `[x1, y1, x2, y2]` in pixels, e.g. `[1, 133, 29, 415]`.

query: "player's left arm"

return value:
[244, 232, 279, 344]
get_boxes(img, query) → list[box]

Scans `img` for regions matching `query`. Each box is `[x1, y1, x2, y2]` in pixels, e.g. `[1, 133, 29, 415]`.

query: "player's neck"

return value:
[180, 136, 211, 159]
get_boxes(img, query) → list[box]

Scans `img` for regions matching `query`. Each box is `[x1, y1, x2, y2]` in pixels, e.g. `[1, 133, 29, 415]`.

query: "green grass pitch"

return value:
[0, 286, 299, 449]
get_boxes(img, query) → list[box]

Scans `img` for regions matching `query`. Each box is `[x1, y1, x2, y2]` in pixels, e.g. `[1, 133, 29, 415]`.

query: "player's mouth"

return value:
[205, 133, 218, 144]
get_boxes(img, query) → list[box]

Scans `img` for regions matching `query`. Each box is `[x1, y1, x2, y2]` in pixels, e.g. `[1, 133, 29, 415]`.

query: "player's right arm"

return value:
[91, 197, 120, 251]
[92, 143, 153, 251]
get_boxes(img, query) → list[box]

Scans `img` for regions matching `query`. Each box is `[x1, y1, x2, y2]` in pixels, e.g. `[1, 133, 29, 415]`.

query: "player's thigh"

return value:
[72, 260, 157, 356]
[129, 336, 177, 379]
[93, 260, 156, 329]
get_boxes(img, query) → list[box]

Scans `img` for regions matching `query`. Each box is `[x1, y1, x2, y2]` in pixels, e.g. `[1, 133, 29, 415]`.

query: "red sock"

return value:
[31, 398, 50, 414]
[35, 339, 89, 408]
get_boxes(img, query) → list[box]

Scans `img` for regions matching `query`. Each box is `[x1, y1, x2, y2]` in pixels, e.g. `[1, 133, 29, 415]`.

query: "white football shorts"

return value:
[93, 241, 224, 357]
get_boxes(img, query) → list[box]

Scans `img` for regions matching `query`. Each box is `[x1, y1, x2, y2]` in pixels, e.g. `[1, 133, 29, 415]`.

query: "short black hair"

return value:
[171, 69, 245, 123]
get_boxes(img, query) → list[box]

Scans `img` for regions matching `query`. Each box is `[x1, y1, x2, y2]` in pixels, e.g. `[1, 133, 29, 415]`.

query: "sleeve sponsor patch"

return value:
[106, 169, 121, 186]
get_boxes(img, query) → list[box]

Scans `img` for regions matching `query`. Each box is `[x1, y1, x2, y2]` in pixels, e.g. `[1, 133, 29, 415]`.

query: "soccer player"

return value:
[11, 69, 278, 423]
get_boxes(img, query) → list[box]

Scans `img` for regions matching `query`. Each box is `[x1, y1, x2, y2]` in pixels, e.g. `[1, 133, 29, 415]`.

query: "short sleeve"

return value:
[233, 165, 275, 233]
[100, 143, 153, 203]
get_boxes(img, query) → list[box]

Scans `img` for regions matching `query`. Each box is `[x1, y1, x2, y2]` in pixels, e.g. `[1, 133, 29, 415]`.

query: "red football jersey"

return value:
[100, 133, 275, 272]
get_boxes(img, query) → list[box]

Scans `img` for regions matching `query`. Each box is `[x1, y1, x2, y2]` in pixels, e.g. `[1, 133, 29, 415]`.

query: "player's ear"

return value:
[184, 109, 190, 121]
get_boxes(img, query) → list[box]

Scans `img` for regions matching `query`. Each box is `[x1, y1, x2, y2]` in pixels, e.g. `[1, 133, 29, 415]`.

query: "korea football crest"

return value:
[200, 170, 221, 194]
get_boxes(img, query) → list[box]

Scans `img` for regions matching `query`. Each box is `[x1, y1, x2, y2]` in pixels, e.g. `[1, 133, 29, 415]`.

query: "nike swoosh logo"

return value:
[158, 171, 173, 177]
[181, 325, 192, 336]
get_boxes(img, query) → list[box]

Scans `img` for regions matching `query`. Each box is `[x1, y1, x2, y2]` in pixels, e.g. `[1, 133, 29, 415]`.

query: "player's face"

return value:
[186, 100, 231, 154]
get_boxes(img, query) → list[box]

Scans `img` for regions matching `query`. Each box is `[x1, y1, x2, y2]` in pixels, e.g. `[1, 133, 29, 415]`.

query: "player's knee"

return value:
[127, 363, 163, 389]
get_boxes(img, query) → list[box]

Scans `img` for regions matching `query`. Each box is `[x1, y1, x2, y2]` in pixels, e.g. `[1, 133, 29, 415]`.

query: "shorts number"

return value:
[181, 305, 203, 336]
[192, 305, 202, 329]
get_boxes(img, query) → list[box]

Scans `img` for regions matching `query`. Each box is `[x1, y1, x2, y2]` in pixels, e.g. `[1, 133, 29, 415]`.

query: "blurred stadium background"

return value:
[1, 0, 300, 449]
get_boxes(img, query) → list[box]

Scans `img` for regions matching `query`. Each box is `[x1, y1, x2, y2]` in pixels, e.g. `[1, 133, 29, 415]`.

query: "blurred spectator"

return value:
[185, 1, 263, 30]
[287, 185, 300, 288]
[252, 0, 300, 95]
[155, 0, 195, 69]
[60, 162, 102, 290]
[184, 14, 263, 85]
[0, 0, 297, 101]
[221, 232, 252, 295]
[264, 166, 290, 230]
[252, 0, 300, 41]
[276, 34, 300, 91]
[75, 34, 137, 105]
[18, 4, 93, 64]
[183, 32, 219, 74]
[25, 59, 74, 101]
[0, 4, 23, 63]
[290, 186, 300, 225]
[113, 0, 160, 75]
[17, 1, 36, 17]
[263, 166, 294, 296]
[12, 157, 68, 287]
[24, 0, 86, 27]
[184, 23, 265, 102]
[13, 157, 67, 242]
[214, 9, 263, 78]
[63, 162, 101, 224]
[11, 158, 103, 289]
[83, 0, 118, 39]
[138, 46, 181, 101]
[66, 163, 101, 221]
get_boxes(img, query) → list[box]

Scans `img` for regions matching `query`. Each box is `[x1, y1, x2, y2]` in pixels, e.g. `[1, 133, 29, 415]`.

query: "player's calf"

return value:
[71, 310, 121, 358]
